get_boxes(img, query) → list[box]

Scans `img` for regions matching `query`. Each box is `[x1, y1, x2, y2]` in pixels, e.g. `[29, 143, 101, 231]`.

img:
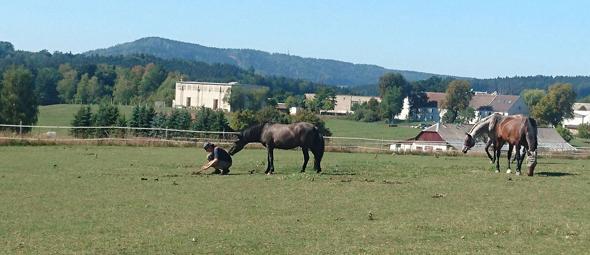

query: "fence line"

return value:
[1, 124, 589, 157]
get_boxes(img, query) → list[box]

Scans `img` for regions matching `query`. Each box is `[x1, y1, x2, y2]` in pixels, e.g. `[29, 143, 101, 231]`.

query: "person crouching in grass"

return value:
[196, 142, 232, 175]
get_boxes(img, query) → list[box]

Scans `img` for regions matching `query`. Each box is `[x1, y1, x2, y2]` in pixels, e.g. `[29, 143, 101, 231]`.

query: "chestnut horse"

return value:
[463, 114, 538, 176]
[228, 122, 325, 174]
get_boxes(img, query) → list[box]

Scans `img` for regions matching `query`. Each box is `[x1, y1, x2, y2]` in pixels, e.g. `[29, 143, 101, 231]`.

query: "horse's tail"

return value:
[526, 117, 538, 151]
[315, 127, 325, 161]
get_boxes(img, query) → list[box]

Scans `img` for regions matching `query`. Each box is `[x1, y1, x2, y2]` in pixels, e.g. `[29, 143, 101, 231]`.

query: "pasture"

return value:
[1, 145, 589, 254]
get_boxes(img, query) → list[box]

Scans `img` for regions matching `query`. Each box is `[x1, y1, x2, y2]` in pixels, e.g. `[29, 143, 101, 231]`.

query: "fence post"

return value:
[165, 127, 168, 140]
[19, 120, 22, 138]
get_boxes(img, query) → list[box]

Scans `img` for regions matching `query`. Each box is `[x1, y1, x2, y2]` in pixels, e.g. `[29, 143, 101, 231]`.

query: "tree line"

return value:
[70, 104, 331, 138]
[0, 41, 349, 131]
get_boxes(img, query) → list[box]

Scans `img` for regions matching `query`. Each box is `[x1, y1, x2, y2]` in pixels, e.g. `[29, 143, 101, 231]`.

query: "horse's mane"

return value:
[241, 123, 267, 141]
[468, 113, 497, 134]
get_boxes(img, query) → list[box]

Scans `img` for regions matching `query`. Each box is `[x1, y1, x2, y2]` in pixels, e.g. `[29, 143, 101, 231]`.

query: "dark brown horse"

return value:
[228, 122, 325, 174]
[463, 114, 538, 176]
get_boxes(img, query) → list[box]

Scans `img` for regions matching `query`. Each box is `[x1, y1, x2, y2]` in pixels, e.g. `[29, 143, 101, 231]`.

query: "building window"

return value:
[213, 99, 218, 110]
[186, 97, 191, 107]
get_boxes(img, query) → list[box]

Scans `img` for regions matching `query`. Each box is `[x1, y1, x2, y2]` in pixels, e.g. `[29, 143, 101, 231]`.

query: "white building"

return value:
[563, 103, 590, 133]
[173, 81, 236, 111]
[397, 92, 529, 123]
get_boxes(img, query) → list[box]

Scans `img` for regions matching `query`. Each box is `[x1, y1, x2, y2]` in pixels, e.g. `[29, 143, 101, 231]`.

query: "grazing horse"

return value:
[463, 114, 538, 176]
[228, 122, 325, 174]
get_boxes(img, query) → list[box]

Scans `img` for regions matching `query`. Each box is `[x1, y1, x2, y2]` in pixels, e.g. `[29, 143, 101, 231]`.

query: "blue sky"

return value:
[1, 0, 589, 78]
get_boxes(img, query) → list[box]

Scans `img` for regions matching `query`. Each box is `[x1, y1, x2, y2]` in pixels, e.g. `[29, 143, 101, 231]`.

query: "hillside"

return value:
[85, 37, 443, 86]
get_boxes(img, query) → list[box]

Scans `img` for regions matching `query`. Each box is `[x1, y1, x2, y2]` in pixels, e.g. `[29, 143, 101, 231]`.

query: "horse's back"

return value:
[264, 122, 319, 149]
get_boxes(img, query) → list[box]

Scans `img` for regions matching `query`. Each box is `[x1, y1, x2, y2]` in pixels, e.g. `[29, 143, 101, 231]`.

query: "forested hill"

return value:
[0, 41, 336, 106]
[84, 37, 441, 86]
[470, 76, 590, 98]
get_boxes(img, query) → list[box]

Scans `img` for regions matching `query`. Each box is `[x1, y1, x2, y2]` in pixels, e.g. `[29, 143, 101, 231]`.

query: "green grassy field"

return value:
[324, 118, 420, 140]
[1, 145, 589, 254]
[38, 104, 136, 127]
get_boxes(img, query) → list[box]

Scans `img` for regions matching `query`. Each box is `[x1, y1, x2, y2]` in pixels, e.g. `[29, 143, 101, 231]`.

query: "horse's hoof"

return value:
[495, 170, 500, 173]
[506, 169, 512, 174]
[515, 171, 521, 176]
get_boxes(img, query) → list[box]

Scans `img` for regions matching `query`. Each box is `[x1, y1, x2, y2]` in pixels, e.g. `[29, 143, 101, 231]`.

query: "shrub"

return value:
[577, 123, 590, 139]
[292, 110, 332, 136]
[556, 126, 573, 142]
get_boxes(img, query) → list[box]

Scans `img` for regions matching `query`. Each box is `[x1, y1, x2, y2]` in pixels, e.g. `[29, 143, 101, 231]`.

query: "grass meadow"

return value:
[1, 145, 589, 254]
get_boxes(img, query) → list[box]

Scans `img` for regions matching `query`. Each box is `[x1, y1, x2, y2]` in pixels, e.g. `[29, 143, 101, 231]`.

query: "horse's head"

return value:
[462, 133, 475, 153]
[228, 134, 247, 155]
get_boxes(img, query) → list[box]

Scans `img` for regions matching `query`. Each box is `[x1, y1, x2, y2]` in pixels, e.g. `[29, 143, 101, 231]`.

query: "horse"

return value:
[228, 122, 325, 174]
[463, 114, 538, 176]
[463, 114, 512, 166]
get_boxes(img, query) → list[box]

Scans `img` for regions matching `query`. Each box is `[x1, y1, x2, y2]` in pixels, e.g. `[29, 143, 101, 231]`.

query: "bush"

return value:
[255, 106, 290, 124]
[556, 126, 573, 142]
[230, 110, 257, 131]
[292, 110, 332, 136]
[577, 123, 590, 139]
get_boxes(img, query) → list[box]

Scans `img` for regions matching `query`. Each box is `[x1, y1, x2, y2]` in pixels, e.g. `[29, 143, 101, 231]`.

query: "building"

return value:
[173, 81, 237, 111]
[304, 94, 381, 114]
[397, 92, 529, 123]
[563, 103, 590, 133]
[390, 123, 576, 153]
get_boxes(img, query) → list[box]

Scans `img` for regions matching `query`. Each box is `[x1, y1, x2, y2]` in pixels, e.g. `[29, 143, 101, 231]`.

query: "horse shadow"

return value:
[535, 172, 577, 177]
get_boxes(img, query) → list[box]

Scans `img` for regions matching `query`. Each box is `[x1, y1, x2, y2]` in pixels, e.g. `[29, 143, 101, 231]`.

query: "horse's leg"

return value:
[311, 147, 323, 173]
[495, 143, 502, 173]
[506, 144, 513, 174]
[514, 143, 520, 175]
[268, 147, 275, 174]
[485, 139, 494, 163]
[265, 147, 273, 174]
[301, 147, 309, 173]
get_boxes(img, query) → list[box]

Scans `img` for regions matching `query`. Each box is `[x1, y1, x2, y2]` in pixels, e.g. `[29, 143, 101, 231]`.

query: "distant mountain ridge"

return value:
[85, 37, 443, 86]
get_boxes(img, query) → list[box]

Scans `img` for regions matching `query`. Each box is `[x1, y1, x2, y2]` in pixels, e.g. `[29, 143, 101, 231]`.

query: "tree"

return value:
[151, 71, 181, 104]
[285, 95, 305, 108]
[378, 73, 409, 98]
[94, 103, 120, 137]
[291, 109, 332, 136]
[532, 83, 576, 126]
[408, 83, 429, 119]
[129, 105, 155, 136]
[139, 63, 165, 100]
[56, 64, 78, 103]
[75, 74, 90, 104]
[86, 76, 101, 103]
[70, 105, 93, 138]
[0, 66, 38, 131]
[113, 67, 136, 104]
[226, 85, 270, 111]
[521, 89, 546, 109]
[457, 107, 476, 124]
[316, 87, 337, 111]
[229, 110, 257, 131]
[0, 41, 14, 58]
[34, 67, 61, 105]
[94, 64, 117, 98]
[380, 86, 403, 121]
[441, 80, 472, 123]
[255, 106, 291, 124]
